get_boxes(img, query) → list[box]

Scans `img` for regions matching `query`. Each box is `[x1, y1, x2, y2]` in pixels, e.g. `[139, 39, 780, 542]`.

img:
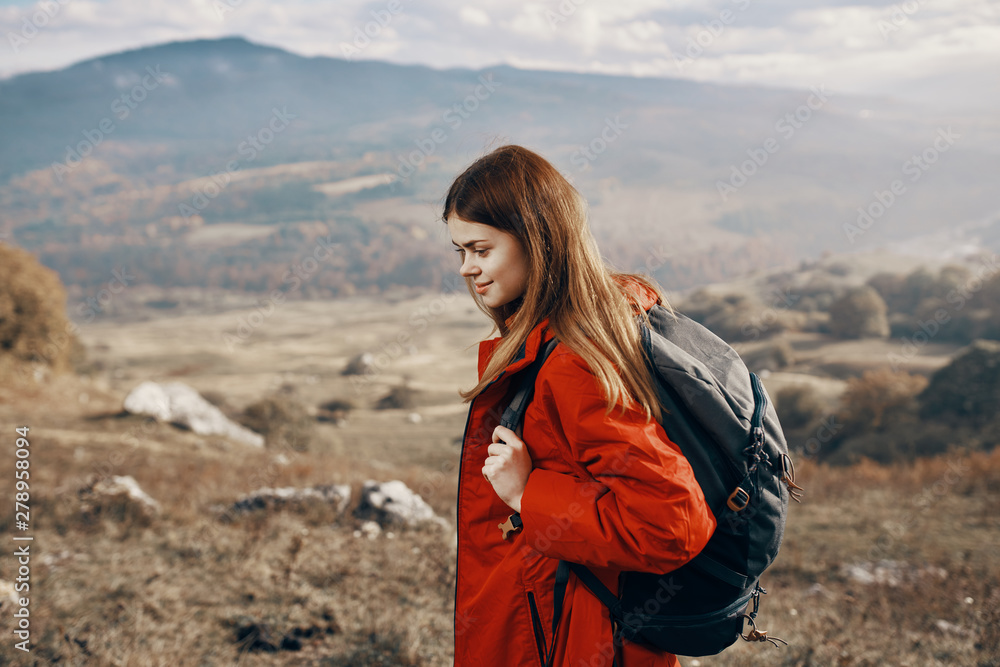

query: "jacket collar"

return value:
[478, 316, 553, 380]
[478, 275, 658, 378]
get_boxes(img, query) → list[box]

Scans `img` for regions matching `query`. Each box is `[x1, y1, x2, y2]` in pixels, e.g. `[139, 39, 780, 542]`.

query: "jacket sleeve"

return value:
[518, 350, 716, 572]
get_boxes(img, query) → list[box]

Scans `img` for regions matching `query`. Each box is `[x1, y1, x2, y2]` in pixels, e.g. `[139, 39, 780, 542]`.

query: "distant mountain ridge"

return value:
[1, 37, 998, 298]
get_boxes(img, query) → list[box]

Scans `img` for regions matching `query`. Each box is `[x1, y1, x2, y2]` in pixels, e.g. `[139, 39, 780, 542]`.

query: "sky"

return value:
[1, 0, 999, 109]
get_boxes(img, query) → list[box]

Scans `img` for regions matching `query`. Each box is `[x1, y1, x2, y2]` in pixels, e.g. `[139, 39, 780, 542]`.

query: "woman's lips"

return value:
[475, 282, 492, 294]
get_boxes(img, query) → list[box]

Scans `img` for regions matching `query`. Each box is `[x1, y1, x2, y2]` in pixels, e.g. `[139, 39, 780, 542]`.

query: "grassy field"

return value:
[1, 294, 998, 666]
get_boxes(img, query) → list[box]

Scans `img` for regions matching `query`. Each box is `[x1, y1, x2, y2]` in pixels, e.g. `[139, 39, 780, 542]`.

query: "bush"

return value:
[837, 367, 928, 437]
[918, 339, 1000, 429]
[0, 244, 84, 377]
[375, 384, 415, 410]
[679, 290, 764, 342]
[775, 384, 826, 430]
[868, 264, 980, 318]
[827, 286, 889, 339]
[317, 398, 355, 423]
[824, 420, 961, 465]
[240, 395, 315, 452]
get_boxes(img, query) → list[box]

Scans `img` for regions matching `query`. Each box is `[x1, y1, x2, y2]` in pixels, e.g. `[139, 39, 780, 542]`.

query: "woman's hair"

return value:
[442, 144, 673, 421]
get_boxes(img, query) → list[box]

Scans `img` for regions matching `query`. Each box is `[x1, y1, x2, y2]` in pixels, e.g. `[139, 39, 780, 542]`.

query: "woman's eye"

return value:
[475, 249, 489, 257]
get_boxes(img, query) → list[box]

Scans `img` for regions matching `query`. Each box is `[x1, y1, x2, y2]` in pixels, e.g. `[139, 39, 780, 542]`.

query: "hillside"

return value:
[1, 269, 998, 664]
[2, 37, 999, 301]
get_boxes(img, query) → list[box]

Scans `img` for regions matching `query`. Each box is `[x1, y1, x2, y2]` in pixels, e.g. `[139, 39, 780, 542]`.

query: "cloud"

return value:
[0, 0, 996, 109]
[459, 7, 490, 28]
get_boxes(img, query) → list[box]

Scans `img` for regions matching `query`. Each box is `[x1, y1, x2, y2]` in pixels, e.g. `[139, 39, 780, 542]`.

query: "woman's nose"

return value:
[459, 255, 479, 277]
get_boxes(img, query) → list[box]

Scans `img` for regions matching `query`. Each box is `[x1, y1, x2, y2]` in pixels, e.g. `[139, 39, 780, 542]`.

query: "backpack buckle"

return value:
[499, 513, 523, 540]
[727, 487, 750, 512]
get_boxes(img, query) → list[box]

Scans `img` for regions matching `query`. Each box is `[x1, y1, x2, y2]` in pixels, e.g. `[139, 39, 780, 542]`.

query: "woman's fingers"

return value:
[482, 428, 532, 512]
[492, 424, 519, 445]
[487, 442, 511, 458]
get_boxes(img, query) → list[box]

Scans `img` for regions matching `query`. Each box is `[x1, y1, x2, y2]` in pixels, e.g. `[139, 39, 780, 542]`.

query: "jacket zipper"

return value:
[527, 591, 548, 666]
[454, 335, 540, 652]
[453, 369, 506, 647]
[453, 397, 475, 645]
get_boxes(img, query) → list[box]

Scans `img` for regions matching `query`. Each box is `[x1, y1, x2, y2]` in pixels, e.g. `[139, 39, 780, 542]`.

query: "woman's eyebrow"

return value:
[452, 239, 488, 248]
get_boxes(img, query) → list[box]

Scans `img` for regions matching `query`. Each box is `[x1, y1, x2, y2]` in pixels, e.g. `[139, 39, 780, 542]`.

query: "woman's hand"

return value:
[482, 425, 533, 513]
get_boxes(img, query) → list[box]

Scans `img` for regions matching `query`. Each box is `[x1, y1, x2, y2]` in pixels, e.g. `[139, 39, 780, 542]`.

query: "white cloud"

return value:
[0, 0, 996, 109]
[459, 7, 491, 27]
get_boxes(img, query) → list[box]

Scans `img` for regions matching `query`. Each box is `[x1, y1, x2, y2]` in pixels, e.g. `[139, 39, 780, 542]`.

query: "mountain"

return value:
[1, 36, 998, 300]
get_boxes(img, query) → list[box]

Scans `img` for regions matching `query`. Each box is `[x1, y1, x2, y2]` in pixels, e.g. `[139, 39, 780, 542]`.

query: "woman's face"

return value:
[448, 215, 529, 309]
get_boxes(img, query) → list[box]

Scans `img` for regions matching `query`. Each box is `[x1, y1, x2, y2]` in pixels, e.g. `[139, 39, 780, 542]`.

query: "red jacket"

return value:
[454, 282, 717, 666]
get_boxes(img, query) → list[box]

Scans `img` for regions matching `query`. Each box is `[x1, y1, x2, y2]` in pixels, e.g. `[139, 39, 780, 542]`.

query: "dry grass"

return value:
[1, 296, 997, 666]
[689, 450, 1000, 667]
[0, 398, 459, 666]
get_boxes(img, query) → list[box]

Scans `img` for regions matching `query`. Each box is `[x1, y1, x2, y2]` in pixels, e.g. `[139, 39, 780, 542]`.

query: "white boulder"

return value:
[354, 480, 449, 530]
[841, 560, 947, 587]
[79, 475, 161, 522]
[123, 381, 264, 447]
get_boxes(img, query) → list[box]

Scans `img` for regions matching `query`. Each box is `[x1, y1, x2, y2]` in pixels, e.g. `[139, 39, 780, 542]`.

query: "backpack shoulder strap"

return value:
[500, 336, 559, 431]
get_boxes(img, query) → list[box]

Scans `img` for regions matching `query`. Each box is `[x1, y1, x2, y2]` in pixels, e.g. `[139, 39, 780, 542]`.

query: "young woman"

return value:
[444, 144, 716, 666]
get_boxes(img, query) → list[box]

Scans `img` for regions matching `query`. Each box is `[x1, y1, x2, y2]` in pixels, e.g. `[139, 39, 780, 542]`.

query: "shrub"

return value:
[824, 420, 960, 465]
[0, 243, 85, 377]
[838, 367, 928, 436]
[375, 384, 415, 410]
[775, 384, 826, 430]
[827, 286, 889, 339]
[679, 290, 766, 342]
[317, 398, 355, 422]
[868, 264, 977, 317]
[240, 395, 315, 452]
[918, 339, 1000, 429]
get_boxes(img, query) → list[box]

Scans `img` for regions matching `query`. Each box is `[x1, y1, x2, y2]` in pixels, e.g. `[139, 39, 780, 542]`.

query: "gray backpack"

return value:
[502, 304, 801, 664]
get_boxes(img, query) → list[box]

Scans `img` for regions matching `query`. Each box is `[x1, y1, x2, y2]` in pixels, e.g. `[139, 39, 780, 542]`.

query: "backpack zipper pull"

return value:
[739, 585, 788, 648]
[780, 454, 804, 503]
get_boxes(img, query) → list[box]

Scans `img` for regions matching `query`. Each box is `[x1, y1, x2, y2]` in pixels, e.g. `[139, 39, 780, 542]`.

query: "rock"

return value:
[806, 583, 832, 599]
[341, 352, 375, 376]
[840, 560, 947, 587]
[225, 485, 351, 517]
[123, 381, 264, 447]
[358, 520, 382, 540]
[933, 619, 971, 637]
[39, 550, 85, 571]
[228, 613, 338, 653]
[375, 385, 416, 410]
[354, 480, 449, 529]
[78, 475, 160, 523]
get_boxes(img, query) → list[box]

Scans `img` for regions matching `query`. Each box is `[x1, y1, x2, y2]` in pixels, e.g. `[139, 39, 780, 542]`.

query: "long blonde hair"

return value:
[442, 144, 673, 421]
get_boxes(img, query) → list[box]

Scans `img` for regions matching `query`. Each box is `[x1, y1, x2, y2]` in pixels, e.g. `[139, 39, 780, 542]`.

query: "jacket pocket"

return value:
[527, 591, 548, 666]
